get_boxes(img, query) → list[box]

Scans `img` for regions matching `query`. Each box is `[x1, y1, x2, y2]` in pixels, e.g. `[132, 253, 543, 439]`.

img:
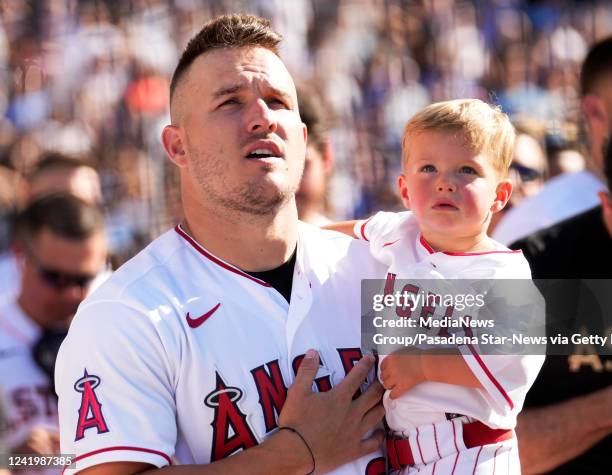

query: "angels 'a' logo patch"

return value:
[74, 369, 109, 441]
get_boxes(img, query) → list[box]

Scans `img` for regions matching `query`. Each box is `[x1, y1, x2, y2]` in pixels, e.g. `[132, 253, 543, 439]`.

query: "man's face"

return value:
[170, 46, 307, 216]
[20, 229, 107, 325]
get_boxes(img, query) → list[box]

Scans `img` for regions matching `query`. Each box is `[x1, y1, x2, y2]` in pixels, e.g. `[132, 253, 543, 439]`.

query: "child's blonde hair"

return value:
[402, 99, 515, 175]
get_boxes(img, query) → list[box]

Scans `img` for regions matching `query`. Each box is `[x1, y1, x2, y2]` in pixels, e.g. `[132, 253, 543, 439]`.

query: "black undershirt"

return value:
[246, 247, 297, 303]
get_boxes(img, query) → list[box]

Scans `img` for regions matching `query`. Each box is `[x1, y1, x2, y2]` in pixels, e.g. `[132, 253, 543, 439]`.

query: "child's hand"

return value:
[379, 349, 426, 399]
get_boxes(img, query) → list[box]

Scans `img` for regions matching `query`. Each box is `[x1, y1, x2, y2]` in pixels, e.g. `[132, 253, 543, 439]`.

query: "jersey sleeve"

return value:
[456, 259, 545, 418]
[56, 299, 177, 473]
[353, 211, 414, 266]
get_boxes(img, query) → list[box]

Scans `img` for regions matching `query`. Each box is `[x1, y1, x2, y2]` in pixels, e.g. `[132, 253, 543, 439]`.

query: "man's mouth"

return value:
[244, 140, 283, 160]
[246, 149, 279, 159]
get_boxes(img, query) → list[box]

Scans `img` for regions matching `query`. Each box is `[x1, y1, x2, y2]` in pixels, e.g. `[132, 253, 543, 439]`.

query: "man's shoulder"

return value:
[81, 228, 186, 310]
[512, 206, 603, 251]
[511, 206, 612, 277]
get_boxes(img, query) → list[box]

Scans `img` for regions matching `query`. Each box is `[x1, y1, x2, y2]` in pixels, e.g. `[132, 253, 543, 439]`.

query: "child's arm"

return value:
[380, 348, 483, 399]
[322, 221, 359, 238]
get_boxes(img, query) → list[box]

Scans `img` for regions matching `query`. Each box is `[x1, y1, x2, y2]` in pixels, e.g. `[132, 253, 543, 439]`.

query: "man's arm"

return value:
[516, 385, 612, 474]
[78, 351, 385, 475]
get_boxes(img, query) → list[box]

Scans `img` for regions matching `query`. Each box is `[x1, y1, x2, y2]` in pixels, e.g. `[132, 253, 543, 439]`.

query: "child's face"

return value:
[399, 130, 511, 241]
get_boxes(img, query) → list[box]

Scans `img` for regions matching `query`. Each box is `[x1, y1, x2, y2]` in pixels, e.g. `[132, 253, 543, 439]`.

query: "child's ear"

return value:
[398, 174, 411, 209]
[491, 179, 513, 213]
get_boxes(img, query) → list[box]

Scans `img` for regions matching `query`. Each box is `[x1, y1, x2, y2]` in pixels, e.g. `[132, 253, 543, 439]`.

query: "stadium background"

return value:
[1, 0, 611, 265]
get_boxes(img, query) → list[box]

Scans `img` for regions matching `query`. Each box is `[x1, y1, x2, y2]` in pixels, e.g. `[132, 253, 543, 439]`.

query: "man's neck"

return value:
[183, 198, 299, 272]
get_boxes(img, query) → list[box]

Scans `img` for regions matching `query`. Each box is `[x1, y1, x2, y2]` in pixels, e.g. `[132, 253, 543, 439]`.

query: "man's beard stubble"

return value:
[191, 149, 303, 217]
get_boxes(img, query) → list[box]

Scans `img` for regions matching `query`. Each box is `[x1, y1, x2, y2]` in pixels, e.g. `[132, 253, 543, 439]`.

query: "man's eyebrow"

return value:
[212, 84, 244, 98]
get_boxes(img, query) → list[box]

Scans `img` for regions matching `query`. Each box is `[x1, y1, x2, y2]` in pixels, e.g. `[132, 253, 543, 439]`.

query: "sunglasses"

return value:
[37, 267, 97, 290]
[23, 246, 97, 290]
[510, 163, 543, 182]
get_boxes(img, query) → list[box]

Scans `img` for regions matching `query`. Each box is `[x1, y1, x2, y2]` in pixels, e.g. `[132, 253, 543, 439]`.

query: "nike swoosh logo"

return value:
[186, 303, 221, 328]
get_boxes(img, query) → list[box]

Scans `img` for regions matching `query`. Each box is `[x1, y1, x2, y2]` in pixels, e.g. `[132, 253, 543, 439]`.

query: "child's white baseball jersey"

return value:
[355, 211, 545, 474]
[0, 301, 60, 475]
[55, 223, 387, 474]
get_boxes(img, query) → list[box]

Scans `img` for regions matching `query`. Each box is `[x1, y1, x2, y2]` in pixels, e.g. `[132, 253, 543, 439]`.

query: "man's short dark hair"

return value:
[170, 14, 282, 101]
[297, 85, 331, 155]
[580, 36, 612, 95]
[14, 193, 105, 244]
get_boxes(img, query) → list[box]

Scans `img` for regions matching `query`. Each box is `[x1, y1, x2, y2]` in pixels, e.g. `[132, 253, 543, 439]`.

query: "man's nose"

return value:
[246, 99, 278, 134]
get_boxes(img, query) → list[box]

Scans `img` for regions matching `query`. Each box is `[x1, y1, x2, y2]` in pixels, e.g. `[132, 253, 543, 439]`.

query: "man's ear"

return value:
[491, 179, 513, 213]
[582, 94, 608, 132]
[162, 125, 188, 168]
[598, 191, 612, 237]
[398, 174, 411, 209]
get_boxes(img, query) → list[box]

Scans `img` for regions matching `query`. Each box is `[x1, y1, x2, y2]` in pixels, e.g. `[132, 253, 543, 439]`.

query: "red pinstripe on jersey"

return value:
[62, 446, 172, 474]
[465, 343, 515, 410]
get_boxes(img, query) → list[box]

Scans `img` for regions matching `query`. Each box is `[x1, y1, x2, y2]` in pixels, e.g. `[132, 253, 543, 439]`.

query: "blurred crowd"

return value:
[1, 0, 611, 264]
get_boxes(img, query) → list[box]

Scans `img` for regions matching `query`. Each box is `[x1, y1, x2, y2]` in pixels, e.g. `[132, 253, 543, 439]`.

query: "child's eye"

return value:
[459, 166, 477, 175]
[420, 164, 436, 173]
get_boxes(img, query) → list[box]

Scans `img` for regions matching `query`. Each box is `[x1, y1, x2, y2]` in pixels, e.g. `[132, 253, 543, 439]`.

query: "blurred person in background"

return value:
[0, 153, 103, 307]
[0, 194, 107, 474]
[513, 36, 612, 474]
[489, 119, 548, 234]
[295, 84, 334, 225]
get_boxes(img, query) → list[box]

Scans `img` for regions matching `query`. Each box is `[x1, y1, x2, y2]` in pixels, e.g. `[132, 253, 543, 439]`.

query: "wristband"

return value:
[278, 426, 315, 475]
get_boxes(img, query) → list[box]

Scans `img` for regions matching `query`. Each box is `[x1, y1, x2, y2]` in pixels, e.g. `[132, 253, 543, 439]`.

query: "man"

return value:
[56, 14, 386, 475]
[0, 153, 103, 307]
[513, 36, 612, 474]
[295, 85, 334, 225]
[0, 194, 107, 474]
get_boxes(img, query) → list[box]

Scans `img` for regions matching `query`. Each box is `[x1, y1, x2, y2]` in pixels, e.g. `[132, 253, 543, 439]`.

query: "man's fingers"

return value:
[335, 354, 375, 399]
[355, 379, 384, 412]
[359, 404, 385, 434]
[359, 429, 385, 456]
[292, 349, 320, 393]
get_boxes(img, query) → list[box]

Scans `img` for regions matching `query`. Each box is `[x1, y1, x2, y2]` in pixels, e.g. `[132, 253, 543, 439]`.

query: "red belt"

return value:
[386, 421, 514, 470]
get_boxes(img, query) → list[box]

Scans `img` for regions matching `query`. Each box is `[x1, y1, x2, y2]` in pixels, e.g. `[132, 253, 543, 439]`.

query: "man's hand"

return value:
[12, 427, 60, 455]
[380, 348, 425, 399]
[278, 349, 385, 473]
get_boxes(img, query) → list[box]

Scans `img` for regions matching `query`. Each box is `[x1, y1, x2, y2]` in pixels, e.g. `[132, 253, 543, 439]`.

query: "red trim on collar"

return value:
[419, 234, 523, 256]
[175, 225, 271, 287]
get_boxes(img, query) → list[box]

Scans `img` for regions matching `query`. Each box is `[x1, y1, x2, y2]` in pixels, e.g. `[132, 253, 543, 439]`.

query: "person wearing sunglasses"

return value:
[0, 193, 107, 474]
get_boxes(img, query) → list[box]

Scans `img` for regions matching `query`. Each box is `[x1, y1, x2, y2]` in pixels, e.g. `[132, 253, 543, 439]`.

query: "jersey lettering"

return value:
[365, 456, 386, 475]
[337, 348, 364, 399]
[206, 372, 258, 461]
[292, 354, 333, 392]
[74, 370, 108, 441]
[250, 360, 287, 433]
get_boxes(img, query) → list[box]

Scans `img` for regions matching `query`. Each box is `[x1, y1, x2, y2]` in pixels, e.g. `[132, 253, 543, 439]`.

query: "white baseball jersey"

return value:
[0, 301, 60, 475]
[355, 211, 544, 473]
[56, 223, 387, 474]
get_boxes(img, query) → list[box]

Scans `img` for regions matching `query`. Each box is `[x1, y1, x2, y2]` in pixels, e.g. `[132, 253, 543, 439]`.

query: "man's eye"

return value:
[268, 98, 288, 109]
[420, 164, 436, 172]
[220, 98, 239, 107]
[459, 166, 477, 174]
